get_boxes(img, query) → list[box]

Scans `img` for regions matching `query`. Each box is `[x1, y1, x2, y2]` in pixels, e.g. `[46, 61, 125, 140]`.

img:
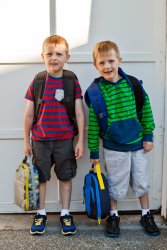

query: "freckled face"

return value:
[41, 43, 70, 77]
[94, 49, 122, 82]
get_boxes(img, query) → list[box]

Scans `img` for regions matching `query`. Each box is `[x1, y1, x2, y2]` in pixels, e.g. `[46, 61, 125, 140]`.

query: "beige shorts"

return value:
[104, 148, 150, 200]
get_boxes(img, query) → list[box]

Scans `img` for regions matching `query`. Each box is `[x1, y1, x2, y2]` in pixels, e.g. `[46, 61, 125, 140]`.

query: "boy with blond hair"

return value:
[24, 35, 85, 235]
[85, 41, 160, 237]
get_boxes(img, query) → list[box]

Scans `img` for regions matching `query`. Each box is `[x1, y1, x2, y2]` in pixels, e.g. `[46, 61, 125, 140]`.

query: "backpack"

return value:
[14, 156, 39, 211]
[84, 67, 145, 135]
[83, 163, 110, 224]
[33, 69, 78, 135]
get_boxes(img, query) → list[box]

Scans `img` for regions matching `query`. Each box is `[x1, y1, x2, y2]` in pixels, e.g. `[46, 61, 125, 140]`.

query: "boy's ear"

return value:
[41, 53, 44, 62]
[93, 61, 97, 69]
[66, 53, 70, 62]
[119, 57, 122, 65]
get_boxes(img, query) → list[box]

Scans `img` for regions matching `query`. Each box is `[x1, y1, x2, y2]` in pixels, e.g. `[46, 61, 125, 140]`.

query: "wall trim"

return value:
[0, 52, 164, 64]
[0, 199, 161, 213]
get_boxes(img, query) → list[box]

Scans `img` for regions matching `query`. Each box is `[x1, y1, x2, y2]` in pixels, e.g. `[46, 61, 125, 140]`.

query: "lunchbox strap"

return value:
[27, 156, 37, 208]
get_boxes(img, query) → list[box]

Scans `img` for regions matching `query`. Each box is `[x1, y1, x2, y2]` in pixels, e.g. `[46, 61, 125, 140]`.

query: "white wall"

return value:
[0, 0, 166, 212]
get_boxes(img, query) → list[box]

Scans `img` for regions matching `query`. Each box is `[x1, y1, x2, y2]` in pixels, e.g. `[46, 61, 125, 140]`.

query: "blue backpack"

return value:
[83, 163, 110, 224]
[84, 67, 145, 136]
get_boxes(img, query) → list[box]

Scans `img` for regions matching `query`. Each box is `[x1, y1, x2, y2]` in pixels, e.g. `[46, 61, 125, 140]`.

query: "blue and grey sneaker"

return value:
[30, 214, 47, 235]
[60, 214, 76, 235]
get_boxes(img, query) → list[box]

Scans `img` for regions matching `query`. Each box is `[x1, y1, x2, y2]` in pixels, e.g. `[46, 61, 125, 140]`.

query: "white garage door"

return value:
[0, 0, 166, 212]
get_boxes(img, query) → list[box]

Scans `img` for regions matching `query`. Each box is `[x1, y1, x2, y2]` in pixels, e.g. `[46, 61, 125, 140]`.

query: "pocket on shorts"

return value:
[107, 118, 142, 144]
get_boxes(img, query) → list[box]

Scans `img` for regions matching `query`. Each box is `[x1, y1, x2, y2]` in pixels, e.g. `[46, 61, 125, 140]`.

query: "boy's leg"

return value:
[131, 149, 150, 215]
[39, 182, 47, 210]
[104, 149, 131, 237]
[139, 192, 160, 236]
[30, 182, 47, 235]
[131, 150, 160, 236]
[106, 199, 120, 237]
[59, 180, 72, 212]
[110, 199, 118, 211]
[139, 192, 150, 216]
[30, 141, 52, 235]
[52, 139, 77, 235]
[59, 179, 76, 235]
[139, 192, 150, 211]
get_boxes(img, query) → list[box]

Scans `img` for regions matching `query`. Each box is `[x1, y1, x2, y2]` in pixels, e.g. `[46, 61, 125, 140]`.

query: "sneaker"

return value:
[30, 214, 47, 235]
[60, 214, 76, 235]
[106, 214, 120, 237]
[140, 212, 160, 236]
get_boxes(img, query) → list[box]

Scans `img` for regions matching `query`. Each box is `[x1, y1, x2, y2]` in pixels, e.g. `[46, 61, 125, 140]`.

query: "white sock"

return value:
[61, 209, 70, 216]
[37, 209, 46, 216]
[110, 210, 118, 217]
[142, 208, 150, 216]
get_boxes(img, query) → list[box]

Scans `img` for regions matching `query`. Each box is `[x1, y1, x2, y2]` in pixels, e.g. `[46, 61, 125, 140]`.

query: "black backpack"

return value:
[32, 69, 78, 135]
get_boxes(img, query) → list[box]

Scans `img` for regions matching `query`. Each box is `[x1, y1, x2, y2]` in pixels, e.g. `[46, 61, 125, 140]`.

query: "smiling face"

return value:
[94, 49, 122, 82]
[41, 43, 70, 77]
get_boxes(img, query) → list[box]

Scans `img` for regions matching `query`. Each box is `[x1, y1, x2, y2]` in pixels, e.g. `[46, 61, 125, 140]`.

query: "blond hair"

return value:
[42, 35, 69, 53]
[93, 41, 121, 64]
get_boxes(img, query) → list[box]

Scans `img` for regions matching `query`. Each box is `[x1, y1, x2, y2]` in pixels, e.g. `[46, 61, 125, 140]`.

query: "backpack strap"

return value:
[84, 79, 108, 135]
[90, 163, 105, 190]
[33, 71, 46, 124]
[33, 70, 78, 134]
[84, 174, 92, 215]
[118, 67, 145, 121]
[61, 70, 78, 135]
[91, 174, 102, 223]
[84, 173, 101, 222]
[127, 75, 145, 120]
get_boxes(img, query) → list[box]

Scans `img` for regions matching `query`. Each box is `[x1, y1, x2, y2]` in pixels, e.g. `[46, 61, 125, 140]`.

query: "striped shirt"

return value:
[88, 78, 155, 158]
[25, 73, 82, 141]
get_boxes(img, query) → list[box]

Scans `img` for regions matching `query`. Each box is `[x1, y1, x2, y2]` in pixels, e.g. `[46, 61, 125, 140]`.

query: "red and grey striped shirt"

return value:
[25, 73, 82, 141]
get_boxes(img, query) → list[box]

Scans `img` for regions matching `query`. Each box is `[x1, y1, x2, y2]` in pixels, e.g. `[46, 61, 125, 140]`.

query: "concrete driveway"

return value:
[0, 214, 167, 250]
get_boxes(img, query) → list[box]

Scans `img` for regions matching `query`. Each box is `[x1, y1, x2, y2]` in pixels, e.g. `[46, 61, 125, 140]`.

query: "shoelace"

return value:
[108, 216, 119, 226]
[63, 218, 72, 226]
[34, 218, 44, 226]
[144, 214, 156, 226]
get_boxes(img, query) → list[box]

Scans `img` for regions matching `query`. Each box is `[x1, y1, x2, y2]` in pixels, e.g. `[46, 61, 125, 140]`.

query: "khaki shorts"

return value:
[104, 149, 150, 200]
[32, 139, 77, 182]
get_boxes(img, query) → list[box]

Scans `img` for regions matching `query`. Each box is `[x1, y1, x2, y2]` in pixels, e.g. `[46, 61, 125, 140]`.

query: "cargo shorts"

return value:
[104, 148, 150, 200]
[32, 139, 77, 182]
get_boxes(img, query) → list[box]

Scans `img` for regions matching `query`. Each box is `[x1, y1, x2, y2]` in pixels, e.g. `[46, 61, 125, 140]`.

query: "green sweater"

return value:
[88, 78, 155, 159]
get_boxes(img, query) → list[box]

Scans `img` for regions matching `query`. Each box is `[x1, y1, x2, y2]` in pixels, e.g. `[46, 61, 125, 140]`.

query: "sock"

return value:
[110, 210, 118, 217]
[37, 209, 46, 216]
[142, 208, 150, 216]
[61, 209, 70, 216]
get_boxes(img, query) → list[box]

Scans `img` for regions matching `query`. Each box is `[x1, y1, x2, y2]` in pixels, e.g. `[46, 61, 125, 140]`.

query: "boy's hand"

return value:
[90, 159, 100, 165]
[75, 142, 84, 160]
[24, 141, 33, 156]
[143, 141, 153, 153]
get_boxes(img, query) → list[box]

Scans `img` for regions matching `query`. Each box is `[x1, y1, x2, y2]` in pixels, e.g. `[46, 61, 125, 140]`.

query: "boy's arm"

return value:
[143, 141, 153, 153]
[88, 104, 100, 160]
[75, 98, 85, 159]
[24, 100, 34, 156]
[140, 92, 155, 152]
[140, 92, 155, 141]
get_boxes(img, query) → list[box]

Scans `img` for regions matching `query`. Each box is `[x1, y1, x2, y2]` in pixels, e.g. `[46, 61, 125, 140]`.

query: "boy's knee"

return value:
[58, 174, 75, 181]
[109, 188, 127, 201]
[55, 164, 77, 181]
[133, 185, 150, 198]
